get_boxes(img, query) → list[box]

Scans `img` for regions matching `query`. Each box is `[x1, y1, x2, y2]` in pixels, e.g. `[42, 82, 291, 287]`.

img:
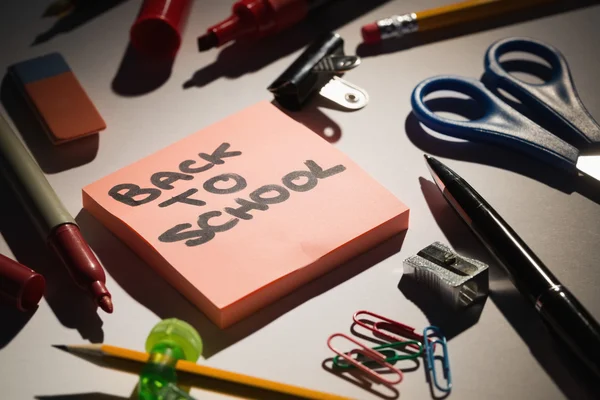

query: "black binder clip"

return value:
[268, 32, 368, 111]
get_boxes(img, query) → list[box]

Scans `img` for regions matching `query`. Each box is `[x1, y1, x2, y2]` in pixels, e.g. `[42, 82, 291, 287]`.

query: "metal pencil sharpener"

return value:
[403, 242, 489, 309]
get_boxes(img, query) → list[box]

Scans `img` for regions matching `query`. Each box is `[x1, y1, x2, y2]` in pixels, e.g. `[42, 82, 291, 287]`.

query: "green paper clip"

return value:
[333, 340, 423, 369]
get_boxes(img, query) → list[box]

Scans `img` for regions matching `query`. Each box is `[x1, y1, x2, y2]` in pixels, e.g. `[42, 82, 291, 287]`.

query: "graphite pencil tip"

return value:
[98, 295, 114, 313]
[52, 344, 69, 352]
[197, 32, 218, 52]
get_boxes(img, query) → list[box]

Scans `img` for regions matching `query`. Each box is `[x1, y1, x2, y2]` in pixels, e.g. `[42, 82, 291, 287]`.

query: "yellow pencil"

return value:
[54, 344, 352, 400]
[362, 0, 557, 43]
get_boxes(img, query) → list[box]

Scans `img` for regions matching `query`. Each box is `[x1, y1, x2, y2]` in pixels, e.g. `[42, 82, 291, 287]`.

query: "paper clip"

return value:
[353, 310, 425, 348]
[327, 333, 403, 385]
[333, 340, 424, 369]
[423, 326, 452, 393]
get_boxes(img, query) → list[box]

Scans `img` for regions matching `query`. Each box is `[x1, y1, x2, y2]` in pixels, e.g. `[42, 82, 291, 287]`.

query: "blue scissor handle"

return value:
[411, 75, 580, 172]
[485, 37, 600, 143]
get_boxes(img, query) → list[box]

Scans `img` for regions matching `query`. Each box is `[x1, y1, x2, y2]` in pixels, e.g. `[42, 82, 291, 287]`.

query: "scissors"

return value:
[411, 37, 600, 182]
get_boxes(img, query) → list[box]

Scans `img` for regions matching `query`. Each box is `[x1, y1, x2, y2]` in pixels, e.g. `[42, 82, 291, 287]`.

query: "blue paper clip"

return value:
[423, 326, 452, 393]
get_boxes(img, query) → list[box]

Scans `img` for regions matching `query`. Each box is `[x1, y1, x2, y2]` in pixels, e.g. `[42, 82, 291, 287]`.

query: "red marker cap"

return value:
[0, 253, 45, 312]
[130, 0, 193, 58]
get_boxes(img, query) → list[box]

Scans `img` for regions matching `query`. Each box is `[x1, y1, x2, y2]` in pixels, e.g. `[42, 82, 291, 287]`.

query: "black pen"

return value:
[424, 155, 600, 376]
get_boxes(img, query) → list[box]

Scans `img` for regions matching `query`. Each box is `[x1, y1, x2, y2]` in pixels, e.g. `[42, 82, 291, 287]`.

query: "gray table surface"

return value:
[1, 0, 600, 399]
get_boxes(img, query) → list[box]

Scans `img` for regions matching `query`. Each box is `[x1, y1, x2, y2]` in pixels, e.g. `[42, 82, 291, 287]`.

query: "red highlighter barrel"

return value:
[131, 0, 193, 58]
[198, 0, 334, 51]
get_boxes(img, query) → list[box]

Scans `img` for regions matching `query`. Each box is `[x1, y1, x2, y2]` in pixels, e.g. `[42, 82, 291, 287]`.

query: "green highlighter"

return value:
[139, 319, 203, 400]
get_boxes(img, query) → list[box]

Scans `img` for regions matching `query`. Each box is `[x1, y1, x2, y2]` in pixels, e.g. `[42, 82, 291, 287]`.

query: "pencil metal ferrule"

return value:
[377, 13, 418, 40]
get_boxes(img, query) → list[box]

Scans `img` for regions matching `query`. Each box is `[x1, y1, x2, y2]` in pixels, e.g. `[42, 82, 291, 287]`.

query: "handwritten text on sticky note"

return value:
[107, 143, 346, 247]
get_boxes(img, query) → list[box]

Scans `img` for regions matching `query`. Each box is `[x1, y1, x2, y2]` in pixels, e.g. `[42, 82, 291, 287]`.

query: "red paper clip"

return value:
[327, 333, 403, 385]
[353, 310, 425, 346]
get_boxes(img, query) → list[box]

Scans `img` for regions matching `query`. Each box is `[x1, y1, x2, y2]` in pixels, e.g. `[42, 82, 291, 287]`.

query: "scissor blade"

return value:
[577, 155, 600, 182]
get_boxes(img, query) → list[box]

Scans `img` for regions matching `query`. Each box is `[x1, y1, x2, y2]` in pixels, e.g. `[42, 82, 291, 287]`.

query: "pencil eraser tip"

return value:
[361, 23, 381, 44]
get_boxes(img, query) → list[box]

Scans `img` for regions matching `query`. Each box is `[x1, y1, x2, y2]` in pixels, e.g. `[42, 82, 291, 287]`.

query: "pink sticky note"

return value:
[83, 102, 409, 328]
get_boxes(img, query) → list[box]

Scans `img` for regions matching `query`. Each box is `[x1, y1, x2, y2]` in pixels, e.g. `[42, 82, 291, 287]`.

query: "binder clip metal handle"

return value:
[267, 32, 368, 111]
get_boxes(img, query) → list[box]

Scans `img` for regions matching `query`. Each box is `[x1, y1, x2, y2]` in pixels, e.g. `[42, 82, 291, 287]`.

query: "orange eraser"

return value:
[9, 53, 106, 144]
[83, 102, 409, 328]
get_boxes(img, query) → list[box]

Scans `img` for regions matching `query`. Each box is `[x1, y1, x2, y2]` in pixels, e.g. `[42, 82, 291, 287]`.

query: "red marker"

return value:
[197, 0, 334, 51]
[0, 114, 113, 313]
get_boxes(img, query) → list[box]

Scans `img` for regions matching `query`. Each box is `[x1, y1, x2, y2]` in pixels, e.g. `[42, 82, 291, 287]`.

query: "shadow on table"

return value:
[420, 176, 600, 400]
[321, 357, 401, 400]
[76, 208, 406, 358]
[356, 0, 597, 58]
[0, 75, 99, 174]
[272, 98, 344, 143]
[0, 173, 104, 347]
[112, 44, 174, 97]
[0, 304, 37, 349]
[32, 0, 129, 45]
[398, 275, 486, 341]
[183, 0, 390, 90]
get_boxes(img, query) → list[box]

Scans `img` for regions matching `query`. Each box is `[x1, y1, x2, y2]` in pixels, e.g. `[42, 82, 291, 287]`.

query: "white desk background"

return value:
[1, 1, 599, 399]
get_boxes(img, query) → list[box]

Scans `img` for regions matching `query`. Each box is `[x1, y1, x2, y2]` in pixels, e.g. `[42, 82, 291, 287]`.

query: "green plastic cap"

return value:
[145, 318, 203, 362]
